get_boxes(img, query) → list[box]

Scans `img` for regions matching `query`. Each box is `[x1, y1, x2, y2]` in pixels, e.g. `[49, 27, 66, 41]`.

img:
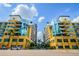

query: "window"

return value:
[16, 22, 22, 24]
[60, 26, 65, 28]
[65, 45, 70, 49]
[72, 45, 78, 49]
[4, 38, 10, 42]
[56, 34, 61, 36]
[63, 39, 68, 42]
[19, 39, 23, 42]
[16, 26, 21, 28]
[15, 29, 19, 31]
[5, 33, 7, 35]
[13, 18, 15, 20]
[2, 45, 6, 48]
[0, 39, 2, 42]
[50, 46, 56, 49]
[15, 33, 21, 36]
[57, 39, 62, 42]
[9, 22, 14, 24]
[11, 45, 16, 48]
[58, 46, 63, 49]
[62, 34, 67, 36]
[12, 39, 17, 42]
[50, 26, 52, 29]
[70, 39, 76, 42]
[78, 39, 79, 42]
[77, 23, 79, 25]
[61, 30, 65, 32]
[17, 45, 23, 48]
[58, 23, 64, 25]
[23, 23, 26, 26]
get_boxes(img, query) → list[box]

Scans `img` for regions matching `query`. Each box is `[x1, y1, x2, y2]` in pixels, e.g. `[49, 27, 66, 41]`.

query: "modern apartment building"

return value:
[0, 15, 37, 49]
[29, 22, 37, 44]
[44, 16, 79, 49]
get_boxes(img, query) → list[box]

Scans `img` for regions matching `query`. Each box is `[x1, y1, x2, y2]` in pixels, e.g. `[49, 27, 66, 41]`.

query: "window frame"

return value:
[4, 38, 10, 42]
[57, 39, 62, 42]
[19, 39, 23, 42]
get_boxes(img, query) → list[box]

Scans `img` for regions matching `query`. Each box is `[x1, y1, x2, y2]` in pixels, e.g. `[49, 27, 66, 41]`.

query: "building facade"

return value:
[29, 22, 37, 44]
[0, 15, 37, 49]
[44, 16, 79, 49]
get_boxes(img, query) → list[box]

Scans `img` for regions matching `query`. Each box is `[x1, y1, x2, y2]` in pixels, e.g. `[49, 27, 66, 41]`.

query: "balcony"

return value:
[59, 26, 65, 28]
[58, 23, 64, 25]
[70, 39, 76, 42]
[72, 45, 78, 49]
[63, 39, 68, 42]
[0, 39, 2, 42]
[61, 30, 66, 32]
[14, 33, 21, 36]
[16, 21, 22, 24]
[65, 45, 70, 49]
[58, 45, 63, 49]
[57, 39, 62, 42]
[4, 38, 10, 42]
[12, 39, 17, 42]
[19, 39, 24, 42]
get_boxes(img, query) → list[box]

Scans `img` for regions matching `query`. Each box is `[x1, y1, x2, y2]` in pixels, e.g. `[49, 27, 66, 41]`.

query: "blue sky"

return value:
[0, 3, 79, 32]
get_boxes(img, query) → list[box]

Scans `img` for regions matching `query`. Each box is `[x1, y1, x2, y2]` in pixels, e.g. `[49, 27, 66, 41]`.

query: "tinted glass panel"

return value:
[19, 39, 23, 42]
[63, 39, 68, 42]
[58, 46, 63, 49]
[72, 45, 78, 49]
[70, 39, 76, 42]
[4, 38, 10, 42]
[57, 39, 62, 42]
[65, 46, 70, 49]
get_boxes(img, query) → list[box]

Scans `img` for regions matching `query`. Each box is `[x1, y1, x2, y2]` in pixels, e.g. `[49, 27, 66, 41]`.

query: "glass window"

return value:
[61, 30, 65, 32]
[2, 45, 6, 48]
[12, 39, 17, 42]
[65, 45, 70, 49]
[62, 34, 67, 36]
[19, 39, 23, 42]
[0, 39, 2, 42]
[4, 38, 10, 42]
[58, 46, 63, 49]
[56, 33, 61, 36]
[15, 33, 21, 36]
[58, 23, 64, 25]
[57, 39, 62, 42]
[11, 45, 16, 48]
[17, 45, 23, 48]
[60, 26, 65, 28]
[70, 39, 76, 42]
[72, 45, 78, 49]
[63, 39, 68, 42]
[13, 18, 15, 20]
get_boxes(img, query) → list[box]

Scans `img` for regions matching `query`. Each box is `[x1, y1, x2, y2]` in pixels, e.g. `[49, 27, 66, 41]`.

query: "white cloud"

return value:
[11, 4, 38, 20]
[2, 3, 12, 7]
[38, 16, 45, 23]
[72, 16, 79, 22]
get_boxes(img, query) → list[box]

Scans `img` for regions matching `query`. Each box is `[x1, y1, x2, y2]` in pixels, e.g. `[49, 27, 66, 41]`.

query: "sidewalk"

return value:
[0, 50, 79, 56]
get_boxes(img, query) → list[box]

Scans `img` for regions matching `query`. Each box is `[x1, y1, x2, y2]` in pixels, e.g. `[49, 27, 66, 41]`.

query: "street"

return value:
[0, 49, 79, 56]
